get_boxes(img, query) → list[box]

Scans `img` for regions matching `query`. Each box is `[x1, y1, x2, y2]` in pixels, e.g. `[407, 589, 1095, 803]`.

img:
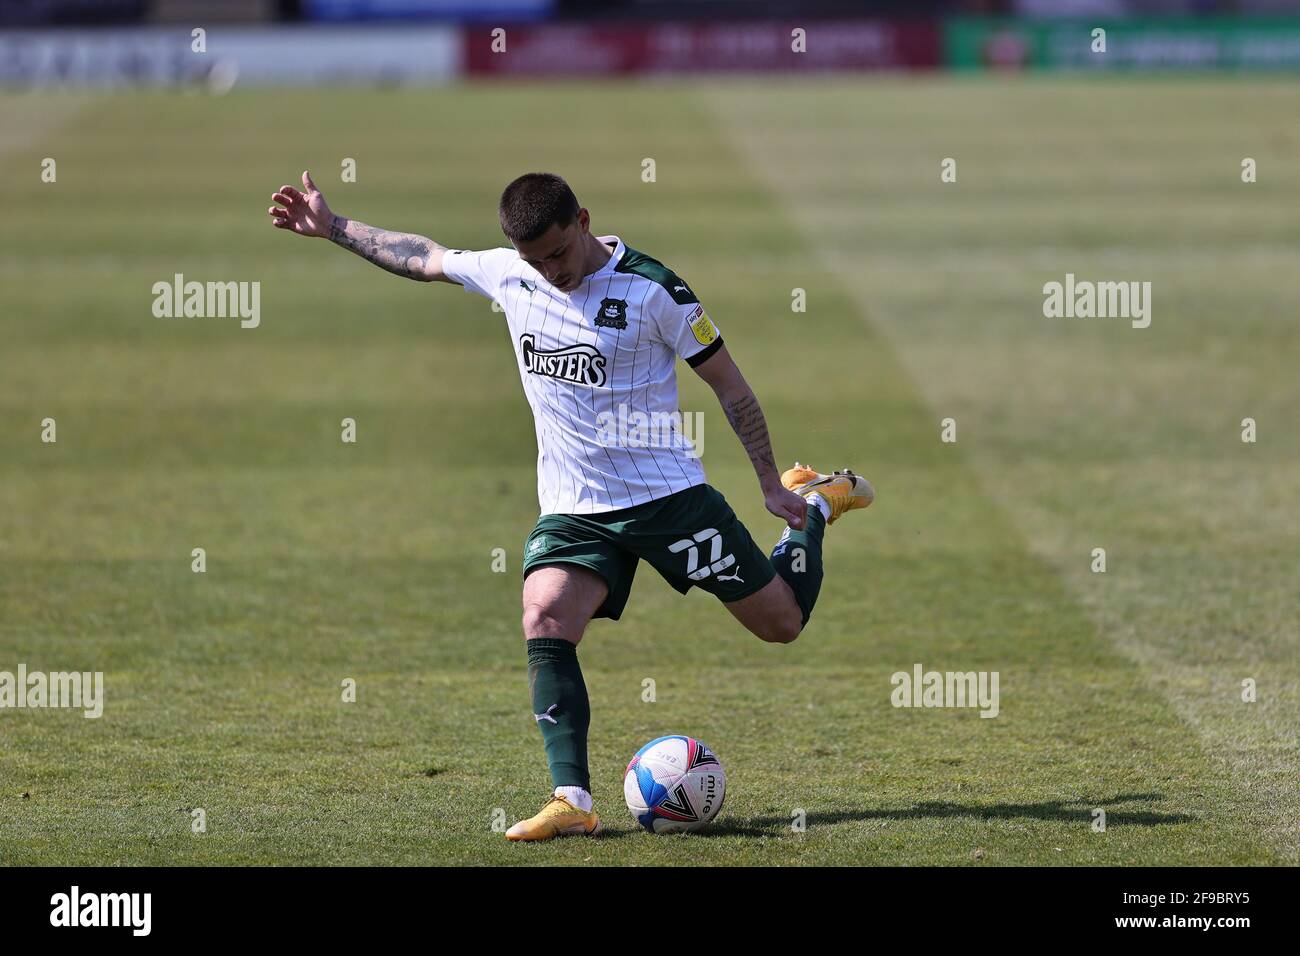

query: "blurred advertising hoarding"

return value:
[463, 19, 942, 74]
[0, 26, 460, 88]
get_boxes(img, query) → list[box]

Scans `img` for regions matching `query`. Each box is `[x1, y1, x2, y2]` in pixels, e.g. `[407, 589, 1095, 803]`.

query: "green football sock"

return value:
[769, 503, 827, 627]
[525, 637, 591, 792]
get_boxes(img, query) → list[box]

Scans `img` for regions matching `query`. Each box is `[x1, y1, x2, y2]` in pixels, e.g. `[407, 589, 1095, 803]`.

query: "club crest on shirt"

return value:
[594, 298, 629, 330]
[519, 333, 607, 387]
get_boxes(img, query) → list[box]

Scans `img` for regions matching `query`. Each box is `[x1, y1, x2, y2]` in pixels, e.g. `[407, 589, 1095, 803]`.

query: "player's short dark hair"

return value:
[499, 172, 580, 243]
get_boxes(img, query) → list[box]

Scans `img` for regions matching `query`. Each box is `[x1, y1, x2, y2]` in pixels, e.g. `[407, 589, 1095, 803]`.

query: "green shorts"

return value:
[522, 483, 775, 620]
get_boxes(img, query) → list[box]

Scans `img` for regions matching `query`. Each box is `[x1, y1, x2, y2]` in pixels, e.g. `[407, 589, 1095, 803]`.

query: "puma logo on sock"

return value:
[534, 703, 558, 724]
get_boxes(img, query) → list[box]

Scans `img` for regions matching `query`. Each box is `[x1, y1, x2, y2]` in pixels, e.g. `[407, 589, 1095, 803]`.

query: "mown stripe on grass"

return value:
[706, 78, 1296, 863]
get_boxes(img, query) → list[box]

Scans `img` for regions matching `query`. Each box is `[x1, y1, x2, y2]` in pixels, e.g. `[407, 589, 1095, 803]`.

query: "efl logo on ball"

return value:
[623, 735, 726, 833]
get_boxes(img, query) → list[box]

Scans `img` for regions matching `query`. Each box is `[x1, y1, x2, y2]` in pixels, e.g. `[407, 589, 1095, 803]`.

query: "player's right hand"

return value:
[268, 170, 334, 238]
[765, 483, 808, 531]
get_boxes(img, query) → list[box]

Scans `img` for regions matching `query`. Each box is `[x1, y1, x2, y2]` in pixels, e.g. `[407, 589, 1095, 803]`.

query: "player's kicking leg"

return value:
[505, 564, 607, 842]
[724, 464, 874, 642]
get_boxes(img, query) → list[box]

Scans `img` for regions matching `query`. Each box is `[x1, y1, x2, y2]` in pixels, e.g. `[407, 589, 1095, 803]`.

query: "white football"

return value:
[623, 735, 726, 833]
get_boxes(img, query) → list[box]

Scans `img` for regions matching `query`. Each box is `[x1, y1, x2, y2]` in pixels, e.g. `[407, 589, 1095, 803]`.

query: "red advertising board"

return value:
[464, 20, 940, 75]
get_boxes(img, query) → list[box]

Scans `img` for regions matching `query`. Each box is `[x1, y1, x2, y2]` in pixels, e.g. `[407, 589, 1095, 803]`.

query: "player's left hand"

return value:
[269, 170, 334, 239]
[765, 485, 807, 530]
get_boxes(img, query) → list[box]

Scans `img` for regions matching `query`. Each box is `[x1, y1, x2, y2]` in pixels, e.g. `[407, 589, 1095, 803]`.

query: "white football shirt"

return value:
[442, 235, 724, 515]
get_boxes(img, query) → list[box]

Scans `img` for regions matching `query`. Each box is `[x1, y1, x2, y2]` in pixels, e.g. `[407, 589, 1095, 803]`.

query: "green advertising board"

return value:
[946, 18, 1300, 71]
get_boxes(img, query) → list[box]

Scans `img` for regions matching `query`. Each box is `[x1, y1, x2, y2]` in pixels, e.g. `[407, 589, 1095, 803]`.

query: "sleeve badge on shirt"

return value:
[687, 304, 718, 345]
[594, 298, 629, 330]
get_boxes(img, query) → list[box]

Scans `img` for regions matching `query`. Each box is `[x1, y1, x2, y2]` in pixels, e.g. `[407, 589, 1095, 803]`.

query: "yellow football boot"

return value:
[781, 462, 875, 525]
[505, 794, 603, 842]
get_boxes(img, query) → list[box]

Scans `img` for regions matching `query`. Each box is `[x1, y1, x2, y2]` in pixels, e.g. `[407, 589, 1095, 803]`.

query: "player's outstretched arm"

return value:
[268, 170, 452, 283]
[693, 345, 807, 530]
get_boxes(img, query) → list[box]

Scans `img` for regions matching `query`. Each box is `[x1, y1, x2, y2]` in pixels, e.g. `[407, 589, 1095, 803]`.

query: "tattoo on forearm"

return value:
[328, 216, 442, 280]
[723, 391, 778, 482]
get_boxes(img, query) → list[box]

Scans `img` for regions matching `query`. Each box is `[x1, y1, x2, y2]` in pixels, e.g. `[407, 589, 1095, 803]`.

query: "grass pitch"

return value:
[0, 78, 1295, 865]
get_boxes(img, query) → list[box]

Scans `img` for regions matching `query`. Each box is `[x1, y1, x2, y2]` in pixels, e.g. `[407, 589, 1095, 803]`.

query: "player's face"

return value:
[513, 214, 589, 293]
